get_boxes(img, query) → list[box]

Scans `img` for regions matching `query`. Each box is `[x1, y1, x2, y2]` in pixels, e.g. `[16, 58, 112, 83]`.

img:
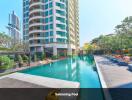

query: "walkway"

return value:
[95, 56, 132, 100]
[0, 72, 80, 88]
[95, 56, 132, 88]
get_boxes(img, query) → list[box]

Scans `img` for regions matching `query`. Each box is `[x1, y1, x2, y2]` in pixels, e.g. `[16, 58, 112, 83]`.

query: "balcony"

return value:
[29, 0, 43, 8]
[29, 23, 44, 28]
[29, 9, 43, 15]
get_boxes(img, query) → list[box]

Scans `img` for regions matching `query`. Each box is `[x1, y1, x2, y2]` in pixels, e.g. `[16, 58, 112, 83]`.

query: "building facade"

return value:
[23, 0, 79, 56]
[7, 11, 21, 45]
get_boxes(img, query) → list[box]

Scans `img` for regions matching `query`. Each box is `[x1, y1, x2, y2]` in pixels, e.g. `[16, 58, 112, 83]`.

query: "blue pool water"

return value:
[20, 56, 104, 100]
[20, 56, 101, 88]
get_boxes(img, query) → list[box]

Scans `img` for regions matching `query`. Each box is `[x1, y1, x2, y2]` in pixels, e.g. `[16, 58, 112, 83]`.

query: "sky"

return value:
[0, 0, 132, 46]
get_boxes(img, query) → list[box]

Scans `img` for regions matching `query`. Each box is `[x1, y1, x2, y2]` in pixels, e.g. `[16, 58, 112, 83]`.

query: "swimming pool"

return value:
[20, 55, 101, 88]
[20, 55, 104, 100]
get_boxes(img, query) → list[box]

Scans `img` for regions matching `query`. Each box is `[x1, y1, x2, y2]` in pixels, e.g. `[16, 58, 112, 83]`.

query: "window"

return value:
[50, 24, 53, 29]
[50, 38, 53, 43]
[45, 18, 49, 23]
[50, 31, 53, 36]
[44, 0, 48, 3]
[44, 25, 49, 30]
[56, 24, 65, 30]
[44, 39, 49, 44]
[56, 17, 65, 23]
[44, 32, 49, 37]
[44, 4, 48, 9]
[49, 2, 53, 8]
[56, 2, 65, 9]
[49, 16, 53, 22]
[44, 11, 48, 16]
[49, 9, 53, 15]
[56, 31, 66, 37]
[56, 10, 65, 16]
[57, 38, 66, 43]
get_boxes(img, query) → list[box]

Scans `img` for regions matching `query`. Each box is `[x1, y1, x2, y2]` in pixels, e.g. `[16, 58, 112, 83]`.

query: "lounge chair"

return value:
[128, 64, 132, 71]
[117, 60, 128, 66]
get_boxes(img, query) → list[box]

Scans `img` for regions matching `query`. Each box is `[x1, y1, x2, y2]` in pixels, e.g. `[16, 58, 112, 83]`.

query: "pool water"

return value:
[20, 56, 101, 88]
[20, 55, 104, 100]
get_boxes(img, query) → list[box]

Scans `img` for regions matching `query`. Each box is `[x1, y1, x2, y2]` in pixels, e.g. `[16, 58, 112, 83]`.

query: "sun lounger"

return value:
[128, 64, 132, 71]
[117, 60, 128, 66]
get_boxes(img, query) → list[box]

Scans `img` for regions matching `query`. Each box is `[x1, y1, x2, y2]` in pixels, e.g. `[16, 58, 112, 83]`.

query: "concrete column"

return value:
[53, 46, 57, 56]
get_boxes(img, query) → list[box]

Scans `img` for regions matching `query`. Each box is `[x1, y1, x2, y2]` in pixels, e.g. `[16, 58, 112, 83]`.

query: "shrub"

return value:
[0, 56, 14, 70]
[23, 55, 29, 62]
[34, 54, 37, 62]
[18, 55, 23, 64]
[41, 52, 46, 60]
[51, 55, 58, 60]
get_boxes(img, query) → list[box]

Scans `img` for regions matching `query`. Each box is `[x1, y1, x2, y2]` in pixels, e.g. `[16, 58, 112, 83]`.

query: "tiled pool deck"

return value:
[95, 56, 132, 88]
[0, 72, 80, 88]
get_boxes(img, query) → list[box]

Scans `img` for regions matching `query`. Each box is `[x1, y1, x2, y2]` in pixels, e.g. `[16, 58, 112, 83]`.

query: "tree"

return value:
[0, 32, 12, 49]
[0, 56, 14, 70]
[83, 43, 93, 54]
[90, 16, 132, 55]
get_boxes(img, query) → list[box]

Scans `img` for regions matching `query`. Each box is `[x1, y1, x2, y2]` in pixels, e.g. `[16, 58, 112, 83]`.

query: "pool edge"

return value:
[94, 56, 112, 100]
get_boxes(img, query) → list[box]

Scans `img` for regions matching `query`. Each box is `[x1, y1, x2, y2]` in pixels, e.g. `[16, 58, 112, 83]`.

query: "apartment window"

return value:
[56, 10, 65, 16]
[56, 24, 65, 30]
[44, 4, 48, 9]
[44, 0, 48, 3]
[49, 2, 53, 8]
[50, 31, 53, 36]
[60, 0, 65, 3]
[49, 16, 53, 22]
[44, 25, 49, 30]
[44, 11, 48, 16]
[44, 39, 49, 44]
[45, 18, 49, 23]
[49, 9, 53, 15]
[50, 24, 53, 29]
[56, 2, 65, 9]
[56, 31, 66, 37]
[57, 38, 66, 43]
[44, 32, 49, 37]
[56, 17, 65, 23]
[50, 38, 53, 43]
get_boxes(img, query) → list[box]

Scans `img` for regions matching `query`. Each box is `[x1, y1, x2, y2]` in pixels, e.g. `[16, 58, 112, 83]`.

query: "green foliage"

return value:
[18, 55, 23, 64]
[34, 54, 37, 62]
[0, 56, 14, 70]
[129, 48, 132, 54]
[0, 32, 12, 49]
[41, 52, 46, 60]
[91, 16, 132, 54]
[23, 55, 29, 62]
[51, 55, 59, 60]
[83, 43, 94, 54]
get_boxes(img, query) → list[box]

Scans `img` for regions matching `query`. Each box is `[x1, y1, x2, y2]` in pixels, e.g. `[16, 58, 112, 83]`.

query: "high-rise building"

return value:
[7, 11, 21, 45]
[23, 0, 79, 56]
[23, 0, 29, 42]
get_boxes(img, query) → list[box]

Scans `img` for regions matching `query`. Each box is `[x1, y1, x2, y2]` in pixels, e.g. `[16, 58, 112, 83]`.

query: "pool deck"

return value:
[95, 56, 132, 88]
[0, 72, 80, 88]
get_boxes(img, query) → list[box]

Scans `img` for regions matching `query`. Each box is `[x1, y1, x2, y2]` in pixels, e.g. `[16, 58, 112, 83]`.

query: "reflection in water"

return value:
[20, 56, 104, 100]
[20, 56, 101, 88]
